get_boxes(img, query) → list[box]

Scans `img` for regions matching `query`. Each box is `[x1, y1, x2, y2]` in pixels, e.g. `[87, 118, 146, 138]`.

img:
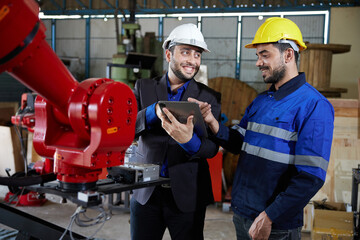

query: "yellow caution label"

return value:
[107, 127, 118, 134]
[56, 153, 62, 160]
[0, 6, 9, 22]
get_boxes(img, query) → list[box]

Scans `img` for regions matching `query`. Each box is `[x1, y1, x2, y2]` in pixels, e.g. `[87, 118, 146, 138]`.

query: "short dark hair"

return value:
[168, 45, 175, 54]
[272, 42, 299, 64]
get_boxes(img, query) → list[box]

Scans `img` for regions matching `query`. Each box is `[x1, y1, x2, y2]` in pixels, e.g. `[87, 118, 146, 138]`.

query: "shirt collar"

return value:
[270, 72, 306, 100]
[166, 72, 191, 94]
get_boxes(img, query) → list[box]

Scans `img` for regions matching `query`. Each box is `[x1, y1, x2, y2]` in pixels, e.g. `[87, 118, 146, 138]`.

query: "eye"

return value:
[194, 52, 201, 58]
[181, 50, 190, 55]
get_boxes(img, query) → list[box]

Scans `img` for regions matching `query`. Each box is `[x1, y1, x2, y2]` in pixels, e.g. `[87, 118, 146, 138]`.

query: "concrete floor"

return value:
[0, 186, 311, 240]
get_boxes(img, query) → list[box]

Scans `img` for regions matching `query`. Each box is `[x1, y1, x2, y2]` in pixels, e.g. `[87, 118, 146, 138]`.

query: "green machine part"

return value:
[111, 53, 129, 85]
[111, 22, 163, 89]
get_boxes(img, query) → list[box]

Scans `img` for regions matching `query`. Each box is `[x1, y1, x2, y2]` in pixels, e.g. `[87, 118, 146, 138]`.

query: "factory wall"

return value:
[41, 14, 320, 88]
[329, 7, 360, 99]
[41, 14, 326, 93]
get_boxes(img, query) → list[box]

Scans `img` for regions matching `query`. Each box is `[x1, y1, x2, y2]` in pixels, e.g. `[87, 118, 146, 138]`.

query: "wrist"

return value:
[263, 211, 273, 224]
[209, 120, 219, 134]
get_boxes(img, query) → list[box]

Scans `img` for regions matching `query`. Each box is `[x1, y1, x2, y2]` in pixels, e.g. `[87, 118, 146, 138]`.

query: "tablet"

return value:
[158, 101, 208, 137]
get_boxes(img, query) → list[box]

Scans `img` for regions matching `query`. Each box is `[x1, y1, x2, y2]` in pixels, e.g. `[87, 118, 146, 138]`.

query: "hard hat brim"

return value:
[244, 43, 256, 49]
[244, 41, 307, 52]
[162, 39, 210, 52]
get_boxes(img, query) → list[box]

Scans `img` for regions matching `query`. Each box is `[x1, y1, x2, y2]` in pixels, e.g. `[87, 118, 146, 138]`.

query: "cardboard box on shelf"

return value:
[312, 201, 354, 240]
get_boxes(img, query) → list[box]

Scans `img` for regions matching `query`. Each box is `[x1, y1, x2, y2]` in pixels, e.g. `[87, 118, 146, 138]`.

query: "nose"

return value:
[256, 58, 263, 67]
[187, 52, 198, 65]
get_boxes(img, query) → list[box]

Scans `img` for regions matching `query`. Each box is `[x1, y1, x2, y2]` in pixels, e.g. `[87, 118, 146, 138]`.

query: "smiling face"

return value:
[166, 44, 202, 84]
[255, 43, 287, 85]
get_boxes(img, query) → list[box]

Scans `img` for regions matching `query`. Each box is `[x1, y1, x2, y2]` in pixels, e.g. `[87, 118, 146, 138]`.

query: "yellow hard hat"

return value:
[245, 17, 307, 52]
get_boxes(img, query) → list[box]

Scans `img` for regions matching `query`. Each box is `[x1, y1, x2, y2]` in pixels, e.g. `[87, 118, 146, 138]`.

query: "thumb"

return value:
[187, 115, 194, 127]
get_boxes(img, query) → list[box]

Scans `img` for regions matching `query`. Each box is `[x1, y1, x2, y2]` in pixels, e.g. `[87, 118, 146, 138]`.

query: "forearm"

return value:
[191, 136, 219, 159]
[135, 104, 161, 137]
[265, 171, 324, 222]
[208, 118, 219, 135]
[179, 133, 201, 155]
[210, 124, 244, 154]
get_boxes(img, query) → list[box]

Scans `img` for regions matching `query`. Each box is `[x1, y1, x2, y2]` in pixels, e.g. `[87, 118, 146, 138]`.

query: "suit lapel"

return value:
[156, 74, 168, 101]
[181, 79, 200, 101]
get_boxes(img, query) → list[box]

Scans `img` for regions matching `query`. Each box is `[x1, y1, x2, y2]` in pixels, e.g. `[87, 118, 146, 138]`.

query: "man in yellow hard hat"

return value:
[131, 23, 221, 240]
[189, 17, 334, 239]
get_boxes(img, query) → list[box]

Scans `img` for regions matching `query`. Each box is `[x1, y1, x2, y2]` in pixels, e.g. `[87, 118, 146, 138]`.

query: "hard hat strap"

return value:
[278, 39, 299, 52]
[167, 38, 206, 52]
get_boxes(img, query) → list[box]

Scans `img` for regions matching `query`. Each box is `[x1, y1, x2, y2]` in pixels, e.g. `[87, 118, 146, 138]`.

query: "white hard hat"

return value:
[162, 23, 210, 52]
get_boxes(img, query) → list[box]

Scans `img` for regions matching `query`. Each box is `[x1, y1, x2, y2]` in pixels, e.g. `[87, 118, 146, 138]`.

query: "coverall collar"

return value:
[269, 72, 306, 101]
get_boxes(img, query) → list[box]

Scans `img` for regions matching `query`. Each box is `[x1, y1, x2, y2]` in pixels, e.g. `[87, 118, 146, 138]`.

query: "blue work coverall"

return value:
[214, 73, 334, 229]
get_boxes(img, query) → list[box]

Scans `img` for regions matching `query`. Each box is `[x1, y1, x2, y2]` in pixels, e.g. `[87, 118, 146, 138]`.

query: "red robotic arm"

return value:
[0, 0, 137, 191]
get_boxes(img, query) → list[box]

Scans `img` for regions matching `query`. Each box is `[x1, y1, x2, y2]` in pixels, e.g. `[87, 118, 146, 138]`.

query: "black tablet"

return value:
[158, 101, 208, 137]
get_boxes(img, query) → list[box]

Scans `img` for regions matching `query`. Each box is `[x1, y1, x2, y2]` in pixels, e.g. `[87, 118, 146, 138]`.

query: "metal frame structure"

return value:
[352, 164, 360, 240]
[38, 0, 353, 81]
[0, 178, 170, 239]
[39, 0, 358, 15]
[0, 202, 87, 240]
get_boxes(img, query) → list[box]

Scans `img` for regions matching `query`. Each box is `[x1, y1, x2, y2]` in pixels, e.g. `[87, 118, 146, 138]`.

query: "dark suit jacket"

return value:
[132, 74, 221, 212]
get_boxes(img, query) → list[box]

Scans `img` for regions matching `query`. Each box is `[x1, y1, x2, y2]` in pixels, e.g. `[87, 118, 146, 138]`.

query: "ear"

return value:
[284, 48, 294, 64]
[165, 49, 171, 63]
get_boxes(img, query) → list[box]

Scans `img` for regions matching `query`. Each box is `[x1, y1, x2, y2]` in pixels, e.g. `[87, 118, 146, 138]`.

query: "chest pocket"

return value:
[274, 113, 294, 124]
[273, 112, 297, 141]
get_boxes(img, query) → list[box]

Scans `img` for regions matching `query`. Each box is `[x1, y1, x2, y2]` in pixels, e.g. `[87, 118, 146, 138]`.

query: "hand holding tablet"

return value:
[158, 101, 208, 137]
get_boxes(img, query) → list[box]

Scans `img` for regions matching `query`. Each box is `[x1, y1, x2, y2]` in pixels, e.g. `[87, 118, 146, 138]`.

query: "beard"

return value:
[170, 57, 200, 83]
[260, 61, 286, 84]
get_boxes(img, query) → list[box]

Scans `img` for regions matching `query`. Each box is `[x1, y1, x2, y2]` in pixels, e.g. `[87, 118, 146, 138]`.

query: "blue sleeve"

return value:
[295, 99, 334, 181]
[265, 171, 324, 223]
[179, 133, 201, 155]
[145, 103, 159, 128]
[211, 123, 244, 155]
[211, 103, 250, 154]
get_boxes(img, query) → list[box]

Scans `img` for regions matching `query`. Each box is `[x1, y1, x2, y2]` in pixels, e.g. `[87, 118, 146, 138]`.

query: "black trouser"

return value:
[130, 186, 206, 240]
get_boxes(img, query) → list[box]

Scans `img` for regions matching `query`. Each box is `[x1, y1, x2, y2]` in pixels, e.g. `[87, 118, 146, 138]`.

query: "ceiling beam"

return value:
[40, 0, 358, 16]
[160, 0, 171, 8]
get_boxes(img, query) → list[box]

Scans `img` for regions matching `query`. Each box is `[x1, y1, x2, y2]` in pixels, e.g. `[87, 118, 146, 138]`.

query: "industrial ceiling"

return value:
[38, 0, 358, 15]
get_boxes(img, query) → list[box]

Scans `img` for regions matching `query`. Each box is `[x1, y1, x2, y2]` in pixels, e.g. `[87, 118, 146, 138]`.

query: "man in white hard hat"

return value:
[130, 23, 221, 240]
[190, 17, 334, 239]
